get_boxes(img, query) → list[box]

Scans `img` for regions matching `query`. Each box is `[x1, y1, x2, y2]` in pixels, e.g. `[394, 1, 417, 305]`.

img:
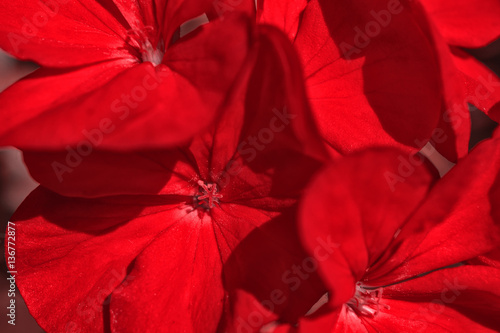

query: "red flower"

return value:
[229, 130, 500, 332]
[8, 26, 328, 332]
[258, 0, 443, 156]
[0, 1, 255, 149]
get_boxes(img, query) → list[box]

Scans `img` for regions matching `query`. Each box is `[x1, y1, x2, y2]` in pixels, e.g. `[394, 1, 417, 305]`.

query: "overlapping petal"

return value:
[381, 265, 500, 332]
[17, 22, 326, 201]
[0, 15, 253, 150]
[419, 0, 500, 48]
[257, 0, 307, 41]
[10, 22, 329, 332]
[111, 0, 213, 45]
[292, 0, 442, 154]
[5, 1, 499, 332]
[368, 132, 500, 285]
[22, 149, 198, 198]
[110, 204, 276, 332]
[298, 148, 434, 306]
[451, 47, 500, 123]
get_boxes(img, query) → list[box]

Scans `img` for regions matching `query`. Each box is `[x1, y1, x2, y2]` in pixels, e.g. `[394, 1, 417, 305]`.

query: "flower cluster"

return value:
[1, 0, 499, 332]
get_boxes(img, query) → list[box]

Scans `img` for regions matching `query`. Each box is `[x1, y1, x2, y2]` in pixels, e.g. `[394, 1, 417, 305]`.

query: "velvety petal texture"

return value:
[419, 0, 500, 48]
[257, 0, 307, 41]
[11, 188, 182, 333]
[451, 47, 500, 123]
[0, 15, 254, 150]
[298, 148, 435, 307]
[368, 133, 500, 285]
[22, 149, 198, 198]
[381, 265, 500, 333]
[17, 21, 326, 200]
[10, 24, 328, 332]
[0, 0, 215, 67]
[111, 0, 214, 45]
[407, 0, 500, 161]
[255, 135, 500, 332]
[404, 0, 471, 161]
[0, 0, 131, 67]
[5, 1, 500, 332]
[292, 0, 442, 154]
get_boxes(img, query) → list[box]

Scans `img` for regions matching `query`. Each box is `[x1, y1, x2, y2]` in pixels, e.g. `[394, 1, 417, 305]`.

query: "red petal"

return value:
[183, 24, 328, 209]
[299, 148, 434, 306]
[221, 290, 279, 333]
[451, 47, 500, 123]
[222, 207, 327, 326]
[469, 248, 500, 269]
[191, 27, 329, 323]
[11, 22, 329, 332]
[257, 0, 307, 41]
[191, 26, 329, 326]
[0, 60, 132, 147]
[295, 307, 342, 333]
[207, 0, 256, 20]
[357, 299, 496, 332]
[109, 212, 226, 332]
[19, 25, 326, 200]
[2, 62, 205, 149]
[468, 171, 500, 268]
[406, 2, 472, 161]
[9, 187, 186, 333]
[1, 15, 253, 150]
[113, 0, 214, 46]
[208, 23, 328, 169]
[332, 306, 369, 332]
[22, 149, 198, 198]
[110, 204, 290, 332]
[420, 0, 500, 48]
[294, 0, 442, 153]
[368, 134, 500, 285]
[0, 1, 131, 66]
[380, 265, 500, 332]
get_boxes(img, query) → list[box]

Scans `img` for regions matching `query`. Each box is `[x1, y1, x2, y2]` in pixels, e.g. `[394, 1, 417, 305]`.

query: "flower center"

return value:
[140, 40, 164, 66]
[346, 283, 389, 317]
[126, 28, 165, 66]
[194, 180, 223, 210]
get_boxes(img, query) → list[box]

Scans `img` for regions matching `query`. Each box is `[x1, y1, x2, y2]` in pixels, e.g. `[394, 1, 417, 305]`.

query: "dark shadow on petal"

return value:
[221, 205, 328, 328]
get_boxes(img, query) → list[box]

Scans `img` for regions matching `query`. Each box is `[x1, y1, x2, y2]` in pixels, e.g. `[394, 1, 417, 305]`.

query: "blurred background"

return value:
[0, 50, 42, 332]
[0, 39, 498, 332]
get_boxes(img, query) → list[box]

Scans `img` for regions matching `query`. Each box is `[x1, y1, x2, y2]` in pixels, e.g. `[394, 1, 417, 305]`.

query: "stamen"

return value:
[346, 283, 390, 317]
[194, 180, 223, 210]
